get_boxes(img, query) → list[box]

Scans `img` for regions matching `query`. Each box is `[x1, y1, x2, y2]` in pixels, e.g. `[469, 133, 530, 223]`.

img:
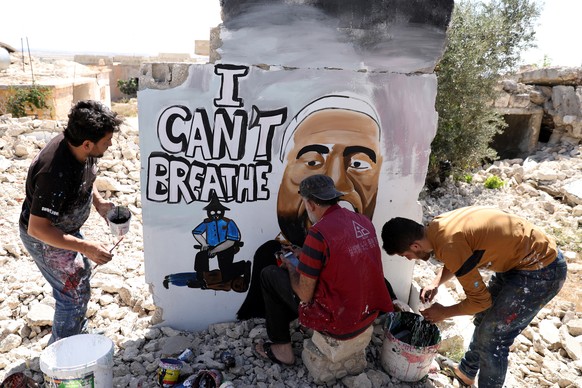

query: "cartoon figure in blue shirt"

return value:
[163, 191, 251, 292]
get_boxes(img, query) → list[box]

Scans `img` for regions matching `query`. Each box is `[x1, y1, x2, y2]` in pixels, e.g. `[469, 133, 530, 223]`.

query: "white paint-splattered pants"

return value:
[20, 226, 91, 345]
[459, 251, 567, 387]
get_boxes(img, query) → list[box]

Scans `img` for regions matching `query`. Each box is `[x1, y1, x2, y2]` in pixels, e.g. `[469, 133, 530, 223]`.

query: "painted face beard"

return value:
[277, 212, 309, 247]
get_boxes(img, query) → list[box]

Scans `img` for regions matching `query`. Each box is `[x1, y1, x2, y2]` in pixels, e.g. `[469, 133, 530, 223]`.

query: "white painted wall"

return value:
[139, 0, 451, 331]
[139, 65, 438, 331]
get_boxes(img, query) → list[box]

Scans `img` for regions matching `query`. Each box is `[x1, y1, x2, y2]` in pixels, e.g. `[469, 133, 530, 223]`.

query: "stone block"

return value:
[509, 93, 532, 108]
[310, 326, 373, 363]
[302, 337, 367, 385]
[195, 40, 210, 56]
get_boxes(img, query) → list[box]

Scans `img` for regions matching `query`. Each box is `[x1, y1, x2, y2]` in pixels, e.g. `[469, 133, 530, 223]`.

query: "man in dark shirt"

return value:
[19, 100, 123, 344]
[254, 174, 393, 365]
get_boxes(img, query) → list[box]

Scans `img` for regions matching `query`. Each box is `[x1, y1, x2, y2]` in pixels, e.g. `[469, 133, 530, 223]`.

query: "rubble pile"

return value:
[0, 113, 580, 387]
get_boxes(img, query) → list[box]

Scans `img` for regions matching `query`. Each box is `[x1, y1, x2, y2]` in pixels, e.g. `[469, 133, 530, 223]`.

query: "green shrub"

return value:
[456, 173, 473, 184]
[117, 78, 138, 97]
[428, 0, 540, 189]
[484, 175, 505, 189]
[7, 86, 51, 118]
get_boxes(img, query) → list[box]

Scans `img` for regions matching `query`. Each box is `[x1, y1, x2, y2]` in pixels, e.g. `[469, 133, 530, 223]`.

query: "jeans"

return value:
[261, 265, 299, 343]
[459, 251, 567, 387]
[20, 226, 91, 344]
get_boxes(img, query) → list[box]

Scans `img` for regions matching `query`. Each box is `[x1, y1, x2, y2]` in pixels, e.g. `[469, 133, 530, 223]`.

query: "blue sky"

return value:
[1, 0, 580, 66]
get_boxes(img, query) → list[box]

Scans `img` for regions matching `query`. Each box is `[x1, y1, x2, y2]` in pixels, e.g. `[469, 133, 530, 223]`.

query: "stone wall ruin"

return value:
[494, 67, 582, 158]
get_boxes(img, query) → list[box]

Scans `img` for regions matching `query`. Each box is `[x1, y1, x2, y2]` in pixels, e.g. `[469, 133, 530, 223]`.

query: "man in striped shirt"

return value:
[255, 174, 393, 365]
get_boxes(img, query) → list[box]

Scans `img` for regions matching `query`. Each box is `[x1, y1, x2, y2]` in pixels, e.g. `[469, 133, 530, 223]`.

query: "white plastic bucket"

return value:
[40, 334, 114, 388]
[381, 312, 441, 382]
[106, 206, 132, 237]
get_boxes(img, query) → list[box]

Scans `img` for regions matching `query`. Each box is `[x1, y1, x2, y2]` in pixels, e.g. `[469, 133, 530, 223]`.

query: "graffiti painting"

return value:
[139, 62, 440, 330]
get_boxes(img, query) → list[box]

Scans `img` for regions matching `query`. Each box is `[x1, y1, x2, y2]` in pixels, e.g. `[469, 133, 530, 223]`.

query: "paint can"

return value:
[157, 358, 183, 387]
[106, 206, 132, 237]
[219, 350, 236, 368]
[178, 348, 194, 362]
[381, 311, 441, 382]
[176, 369, 222, 388]
[39, 334, 114, 388]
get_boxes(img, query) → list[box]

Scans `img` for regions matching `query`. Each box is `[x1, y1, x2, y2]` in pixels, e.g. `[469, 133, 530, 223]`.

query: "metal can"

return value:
[220, 350, 236, 368]
[178, 348, 194, 362]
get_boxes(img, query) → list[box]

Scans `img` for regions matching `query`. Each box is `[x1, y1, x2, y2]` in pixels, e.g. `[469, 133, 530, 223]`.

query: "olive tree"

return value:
[427, 0, 541, 188]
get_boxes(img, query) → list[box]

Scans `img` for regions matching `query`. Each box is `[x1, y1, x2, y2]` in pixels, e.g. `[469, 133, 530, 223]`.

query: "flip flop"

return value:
[254, 341, 294, 366]
[435, 355, 475, 387]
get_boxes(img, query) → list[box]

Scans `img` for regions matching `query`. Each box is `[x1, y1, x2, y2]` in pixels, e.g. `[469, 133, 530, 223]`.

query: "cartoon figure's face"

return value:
[277, 109, 382, 245]
[208, 209, 224, 220]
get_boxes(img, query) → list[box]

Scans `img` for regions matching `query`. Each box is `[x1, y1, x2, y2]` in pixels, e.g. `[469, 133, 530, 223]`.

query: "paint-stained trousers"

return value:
[459, 251, 567, 387]
[20, 226, 91, 345]
[261, 265, 300, 343]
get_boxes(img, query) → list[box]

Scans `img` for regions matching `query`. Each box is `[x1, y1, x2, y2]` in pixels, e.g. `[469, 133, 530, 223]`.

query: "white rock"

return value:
[560, 326, 582, 361]
[0, 334, 22, 352]
[25, 303, 54, 327]
[566, 319, 582, 337]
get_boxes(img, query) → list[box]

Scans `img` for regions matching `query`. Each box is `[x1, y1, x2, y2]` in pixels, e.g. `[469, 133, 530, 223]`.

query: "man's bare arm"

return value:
[286, 263, 317, 303]
[28, 215, 113, 265]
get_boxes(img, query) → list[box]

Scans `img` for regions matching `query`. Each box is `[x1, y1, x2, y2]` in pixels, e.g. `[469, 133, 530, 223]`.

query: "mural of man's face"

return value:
[277, 109, 382, 245]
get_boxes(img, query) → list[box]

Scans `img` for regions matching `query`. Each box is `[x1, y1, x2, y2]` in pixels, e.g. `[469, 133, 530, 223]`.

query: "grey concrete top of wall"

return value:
[138, 63, 191, 90]
[216, 0, 454, 74]
[518, 67, 582, 86]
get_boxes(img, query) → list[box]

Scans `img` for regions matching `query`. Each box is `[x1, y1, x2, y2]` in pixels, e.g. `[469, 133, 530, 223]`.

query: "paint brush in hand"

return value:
[91, 236, 125, 280]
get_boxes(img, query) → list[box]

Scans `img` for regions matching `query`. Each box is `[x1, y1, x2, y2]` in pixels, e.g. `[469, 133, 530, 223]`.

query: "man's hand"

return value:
[290, 244, 301, 257]
[94, 200, 115, 221]
[420, 285, 439, 303]
[280, 254, 299, 271]
[92, 185, 115, 221]
[28, 215, 112, 265]
[82, 241, 113, 265]
[419, 302, 449, 323]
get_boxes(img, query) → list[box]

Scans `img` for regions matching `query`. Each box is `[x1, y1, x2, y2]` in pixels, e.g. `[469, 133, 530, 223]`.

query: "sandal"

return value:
[254, 341, 294, 366]
[435, 355, 475, 387]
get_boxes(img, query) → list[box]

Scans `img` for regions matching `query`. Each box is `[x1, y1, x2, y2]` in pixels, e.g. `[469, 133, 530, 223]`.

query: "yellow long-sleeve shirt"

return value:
[426, 206, 558, 315]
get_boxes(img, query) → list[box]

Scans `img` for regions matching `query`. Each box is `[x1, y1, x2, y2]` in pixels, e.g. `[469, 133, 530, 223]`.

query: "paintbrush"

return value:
[90, 236, 125, 280]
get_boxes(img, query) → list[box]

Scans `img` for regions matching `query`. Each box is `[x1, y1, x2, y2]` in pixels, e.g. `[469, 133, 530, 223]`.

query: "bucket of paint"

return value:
[381, 311, 441, 382]
[39, 334, 114, 388]
[157, 358, 183, 387]
[106, 206, 132, 237]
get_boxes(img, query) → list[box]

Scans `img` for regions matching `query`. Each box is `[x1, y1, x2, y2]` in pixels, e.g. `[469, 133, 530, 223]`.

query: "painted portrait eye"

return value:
[210, 210, 216, 215]
[349, 158, 372, 170]
[298, 151, 325, 169]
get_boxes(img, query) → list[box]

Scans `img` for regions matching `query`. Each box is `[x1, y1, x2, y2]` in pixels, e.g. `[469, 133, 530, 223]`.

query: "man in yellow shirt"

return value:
[381, 206, 567, 388]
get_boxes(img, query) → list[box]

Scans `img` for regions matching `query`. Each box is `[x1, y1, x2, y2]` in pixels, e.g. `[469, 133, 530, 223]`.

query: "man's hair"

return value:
[381, 217, 424, 255]
[64, 100, 123, 146]
[305, 195, 340, 207]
